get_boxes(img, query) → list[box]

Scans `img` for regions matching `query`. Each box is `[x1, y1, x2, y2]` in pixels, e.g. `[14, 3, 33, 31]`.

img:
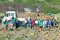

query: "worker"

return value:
[46, 19, 52, 28]
[29, 19, 33, 29]
[11, 17, 16, 30]
[16, 20, 21, 29]
[43, 20, 47, 28]
[4, 19, 9, 31]
[32, 19, 36, 28]
[24, 19, 28, 28]
[37, 19, 43, 32]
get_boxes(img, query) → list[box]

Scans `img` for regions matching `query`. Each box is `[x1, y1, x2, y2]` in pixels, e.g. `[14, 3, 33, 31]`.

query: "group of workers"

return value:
[3, 14, 58, 31]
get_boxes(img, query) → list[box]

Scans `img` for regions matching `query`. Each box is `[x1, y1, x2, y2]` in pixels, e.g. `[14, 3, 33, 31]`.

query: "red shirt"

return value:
[32, 20, 36, 27]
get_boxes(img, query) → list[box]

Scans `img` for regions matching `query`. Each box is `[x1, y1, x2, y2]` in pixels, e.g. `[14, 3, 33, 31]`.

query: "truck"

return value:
[2, 11, 26, 22]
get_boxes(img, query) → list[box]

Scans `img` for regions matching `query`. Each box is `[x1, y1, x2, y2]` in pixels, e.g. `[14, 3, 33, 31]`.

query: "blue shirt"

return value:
[16, 21, 21, 27]
[46, 20, 51, 26]
[30, 19, 32, 26]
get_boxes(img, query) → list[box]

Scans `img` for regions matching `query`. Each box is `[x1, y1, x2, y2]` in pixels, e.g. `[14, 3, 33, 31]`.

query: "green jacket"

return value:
[12, 18, 16, 24]
[4, 21, 8, 26]
[38, 19, 43, 27]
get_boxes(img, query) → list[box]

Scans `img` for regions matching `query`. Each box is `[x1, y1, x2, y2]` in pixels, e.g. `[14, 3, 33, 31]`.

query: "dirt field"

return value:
[0, 26, 60, 40]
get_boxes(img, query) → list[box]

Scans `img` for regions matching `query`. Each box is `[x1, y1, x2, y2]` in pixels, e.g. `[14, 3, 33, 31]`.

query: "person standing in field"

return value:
[32, 19, 36, 28]
[46, 19, 52, 28]
[24, 19, 28, 28]
[51, 18, 57, 27]
[29, 19, 33, 29]
[4, 20, 9, 31]
[37, 19, 43, 32]
[11, 17, 16, 30]
[38, 19, 43, 28]
[16, 20, 21, 29]
[43, 19, 47, 28]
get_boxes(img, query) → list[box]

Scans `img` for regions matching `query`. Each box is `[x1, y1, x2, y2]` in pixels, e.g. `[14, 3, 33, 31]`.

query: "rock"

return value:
[51, 37, 54, 40]
[44, 31, 49, 35]
[44, 34, 49, 37]
[48, 37, 54, 40]
[30, 32, 35, 36]
[5, 38, 8, 40]
[34, 34, 38, 38]
[57, 32, 60, 38]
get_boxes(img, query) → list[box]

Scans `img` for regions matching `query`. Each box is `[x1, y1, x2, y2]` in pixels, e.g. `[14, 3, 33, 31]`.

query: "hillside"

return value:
[0, 0, 60, 13]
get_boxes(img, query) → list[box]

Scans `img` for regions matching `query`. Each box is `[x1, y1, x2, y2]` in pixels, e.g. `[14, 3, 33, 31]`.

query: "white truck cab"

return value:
[2, 11, 26, 22]
[3, 11, 16, 22]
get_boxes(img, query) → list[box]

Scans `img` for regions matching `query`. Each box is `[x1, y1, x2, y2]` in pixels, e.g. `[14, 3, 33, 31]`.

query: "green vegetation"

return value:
[15, 37, 23, 40]
[0, 34, 13, 40]
[0, 0, 5, 1]
[0, 0, 13, 6]
[0, 13, 4, 17]
[0, 0, 60, 13]
[14, 0, 23, 4]
[56, 14, 60, 21]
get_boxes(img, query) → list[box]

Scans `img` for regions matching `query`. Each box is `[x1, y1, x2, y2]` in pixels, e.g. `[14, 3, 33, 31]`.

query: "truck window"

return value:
[5, 13, 10, 17]
[11, 13, 14, 16]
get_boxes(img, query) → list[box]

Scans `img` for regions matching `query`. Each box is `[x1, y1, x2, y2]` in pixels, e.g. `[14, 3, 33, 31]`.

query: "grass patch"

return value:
[0, 34, 14, 40]
[55, 14, 60, 21]
[0, 13, 4, 17]
[15, 37, 23, 40]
